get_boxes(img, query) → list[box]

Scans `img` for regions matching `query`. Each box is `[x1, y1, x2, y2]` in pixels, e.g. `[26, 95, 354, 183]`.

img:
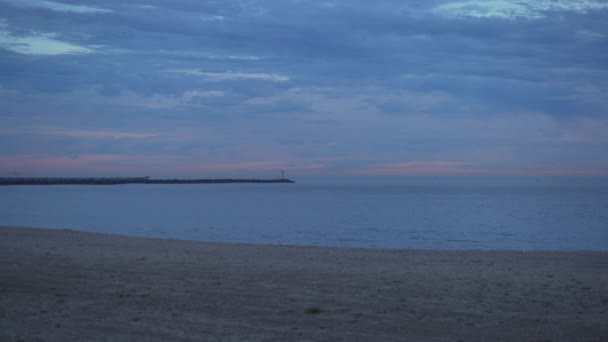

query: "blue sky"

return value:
[1, 0, 607, 177]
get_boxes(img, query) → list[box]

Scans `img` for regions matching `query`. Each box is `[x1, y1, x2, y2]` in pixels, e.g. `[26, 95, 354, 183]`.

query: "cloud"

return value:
[434, 0, 608, 19]
[172, 70, 290, 82]
[182, 90, 224, 99]
[1, 0, 111, 13]
[0, 155, 325, 177]
[350, 161, 477, 176]
[0, 23, 93, 55]
[50, 129, 158, 140]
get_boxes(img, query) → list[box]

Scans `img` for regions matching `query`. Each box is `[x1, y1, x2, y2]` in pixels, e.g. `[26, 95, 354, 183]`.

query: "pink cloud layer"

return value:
[349, 161, 479, 176]
[0, 156, 605, 177]
[348, 161, 607, 177]
[0, 155, 324, 176]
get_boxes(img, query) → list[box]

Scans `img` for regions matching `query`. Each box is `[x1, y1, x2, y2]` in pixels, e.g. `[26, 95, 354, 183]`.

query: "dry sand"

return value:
[1, 226, 607, 341]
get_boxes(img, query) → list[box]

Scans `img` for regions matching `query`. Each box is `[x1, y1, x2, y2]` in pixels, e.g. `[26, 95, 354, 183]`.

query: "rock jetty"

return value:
[0, 177, 295, 185]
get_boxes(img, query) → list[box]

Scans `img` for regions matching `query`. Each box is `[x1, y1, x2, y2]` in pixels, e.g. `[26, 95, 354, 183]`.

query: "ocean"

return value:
[1, 177, 607, 251]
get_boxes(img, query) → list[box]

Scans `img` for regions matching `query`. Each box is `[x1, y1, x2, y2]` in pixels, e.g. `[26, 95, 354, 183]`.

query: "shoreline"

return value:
[4, 225, 608, 254]
[2, 226, 607, 341]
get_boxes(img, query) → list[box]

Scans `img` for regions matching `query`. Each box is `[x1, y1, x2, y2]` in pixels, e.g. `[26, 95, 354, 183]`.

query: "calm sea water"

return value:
[1, 177, 607, 251]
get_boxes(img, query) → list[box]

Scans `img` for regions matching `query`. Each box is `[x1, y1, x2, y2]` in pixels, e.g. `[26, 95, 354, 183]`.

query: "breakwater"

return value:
[0, 177, 295, 185]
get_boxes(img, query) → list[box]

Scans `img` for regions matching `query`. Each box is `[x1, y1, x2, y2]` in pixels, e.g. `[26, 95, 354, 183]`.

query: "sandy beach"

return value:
[1, 226, 607, 341]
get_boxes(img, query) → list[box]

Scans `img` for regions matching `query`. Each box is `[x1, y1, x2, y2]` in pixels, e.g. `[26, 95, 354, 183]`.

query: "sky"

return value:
[0, 0, 607, 178]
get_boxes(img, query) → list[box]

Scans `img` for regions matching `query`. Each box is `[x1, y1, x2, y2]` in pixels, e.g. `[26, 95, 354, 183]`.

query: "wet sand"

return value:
[1, 226, 607, 341]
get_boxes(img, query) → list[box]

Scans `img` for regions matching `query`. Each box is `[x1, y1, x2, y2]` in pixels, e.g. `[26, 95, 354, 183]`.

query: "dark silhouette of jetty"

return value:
[0, 177, 295, 186]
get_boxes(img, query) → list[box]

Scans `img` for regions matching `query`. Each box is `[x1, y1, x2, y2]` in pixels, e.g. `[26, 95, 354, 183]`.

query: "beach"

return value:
[1, 226, 607, 341]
